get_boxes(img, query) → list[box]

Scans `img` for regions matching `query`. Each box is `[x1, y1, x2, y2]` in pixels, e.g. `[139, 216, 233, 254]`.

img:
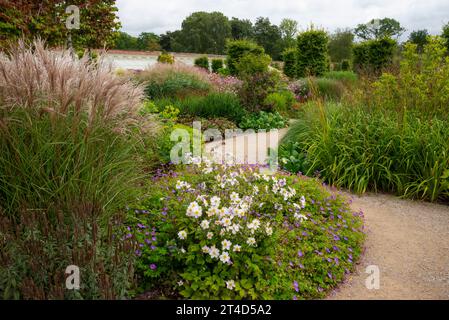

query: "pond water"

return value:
[102, 53, 196, 70]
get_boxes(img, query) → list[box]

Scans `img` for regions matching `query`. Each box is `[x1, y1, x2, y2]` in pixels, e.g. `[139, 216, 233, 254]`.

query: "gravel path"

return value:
[205, 128, 449, 300]
[327, 193, 449, 300]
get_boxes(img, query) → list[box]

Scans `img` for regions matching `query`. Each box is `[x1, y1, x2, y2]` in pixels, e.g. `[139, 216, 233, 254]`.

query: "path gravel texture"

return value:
[327, 193, 449, 300]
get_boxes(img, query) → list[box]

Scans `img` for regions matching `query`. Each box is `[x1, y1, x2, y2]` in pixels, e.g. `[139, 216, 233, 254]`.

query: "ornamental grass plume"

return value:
[0, 39, 144, 128]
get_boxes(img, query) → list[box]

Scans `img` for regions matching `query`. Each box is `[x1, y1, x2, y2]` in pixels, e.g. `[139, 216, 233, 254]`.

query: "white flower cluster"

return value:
[175, 157, 310, 274]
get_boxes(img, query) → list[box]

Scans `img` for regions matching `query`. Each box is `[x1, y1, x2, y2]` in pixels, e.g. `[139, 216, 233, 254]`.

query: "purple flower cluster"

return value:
[208, 73, 243, 95]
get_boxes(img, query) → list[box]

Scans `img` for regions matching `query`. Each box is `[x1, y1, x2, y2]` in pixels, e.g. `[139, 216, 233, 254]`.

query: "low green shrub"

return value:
[143, 122, 200, 165]
[226, 40, 265, 76]
[235, 52, 271, 76]
[211, 59, 224, 73]
[129, 161, 364, 299]
[158, 53, 175, 64]
[178, 93, 246, 123]
[139, 100, 159, 116]
[263, 91, 297, 115]
[194, 56, 210, 70]
[160, 105, 180, 121]
[239, 111, 287, 130]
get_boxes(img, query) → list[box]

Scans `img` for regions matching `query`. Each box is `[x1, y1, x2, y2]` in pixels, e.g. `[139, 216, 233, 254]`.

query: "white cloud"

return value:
[116, 0, 449, 38]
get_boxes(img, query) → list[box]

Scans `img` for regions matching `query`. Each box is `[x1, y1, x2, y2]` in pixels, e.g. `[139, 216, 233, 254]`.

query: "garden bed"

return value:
[126, 159, 365, 299]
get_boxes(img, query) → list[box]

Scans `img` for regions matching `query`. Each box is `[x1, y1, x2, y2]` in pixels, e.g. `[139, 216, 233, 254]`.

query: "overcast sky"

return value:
[116, 0, 448, 39]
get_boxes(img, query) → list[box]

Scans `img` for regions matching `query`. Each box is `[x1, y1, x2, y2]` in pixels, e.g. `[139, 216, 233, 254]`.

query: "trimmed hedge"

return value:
[226, 40, 265, 75]
[353, 38, 397, 73]
[282, 48, 297, 78]
[296, 29, 330, 77]
[194, 56, 210, 70]
[211, 59, 224, 73]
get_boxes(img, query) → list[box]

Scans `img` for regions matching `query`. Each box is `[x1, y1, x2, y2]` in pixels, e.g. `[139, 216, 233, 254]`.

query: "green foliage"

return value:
[369, 37, 449, 118]
[281, 39, 449, 202]
[137, 32, 161, 51]
[279, 141, 312, 174]
[238, 70, 281, 112]
[211, 59, 224, 73]
[0, 0, 120, 49]
[282, 48, 297, 78]
[441, 22, 449, 52]
[177, 93, 246, 122]
[139, 100, 159, 116]
[160, 105, 180, 121]
[239, 111, 287, 130]
[281, 102, 449, 201]
[176, 11, 232, 54]
[253, 17, 283, 60]
[157, 53, 175, 64]
[114, 31, 139, 50]
[323, 71, 357, 85]
[354, 18, 405, 40]
[0, 109, 142, 299]
[194, 56, 210, 70]
[226, 40, 265, 75]
[230, 18, 255, 40]
[264, 91, 297, 115]
[408, 29, 429, 53]
[353, 38, 397, 73]
[341, 59, 351, 71]
[280, 19, 299, 50]
[300, 78, 346, 101]
[218, 67, 231, 76]
[235, 53, 272, 76]
[130, 163, 364, 299]
[296, 29, 330, 77]
[328, 29, 354, 63]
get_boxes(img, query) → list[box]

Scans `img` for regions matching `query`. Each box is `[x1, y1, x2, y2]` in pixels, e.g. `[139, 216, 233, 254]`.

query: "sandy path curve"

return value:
[327, 193, 449, 300]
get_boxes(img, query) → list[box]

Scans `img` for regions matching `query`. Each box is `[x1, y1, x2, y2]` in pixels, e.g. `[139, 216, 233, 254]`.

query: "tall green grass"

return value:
[281, 102, 449, 201]
[323, 71, 358, 84]
[176, 93, 246, 123]
[0, 40, 145, 299]
[0, 109, 143, 219]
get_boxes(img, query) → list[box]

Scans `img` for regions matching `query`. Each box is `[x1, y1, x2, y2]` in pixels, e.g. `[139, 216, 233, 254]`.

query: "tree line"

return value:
[115, 12, 449, 64]
[1, 2, 448, 64]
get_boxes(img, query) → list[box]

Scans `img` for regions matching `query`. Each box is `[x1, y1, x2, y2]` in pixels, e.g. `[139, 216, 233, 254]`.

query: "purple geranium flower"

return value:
[293, 281, 299, 292]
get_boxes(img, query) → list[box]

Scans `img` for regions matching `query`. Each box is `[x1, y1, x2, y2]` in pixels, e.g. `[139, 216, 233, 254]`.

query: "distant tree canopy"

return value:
[253, 17, 283, 60]
[408, 29, 429, 53]
[230, 18, 254, 40]
[328, 29, 354, 63]
[279, 18, 299, 50]
[175, 11, 231, 54]
[0, 0, 120, 49]
[354, 18, 405, 40]
[137, 32, 161, 51]
[114, 31, 138, 50]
